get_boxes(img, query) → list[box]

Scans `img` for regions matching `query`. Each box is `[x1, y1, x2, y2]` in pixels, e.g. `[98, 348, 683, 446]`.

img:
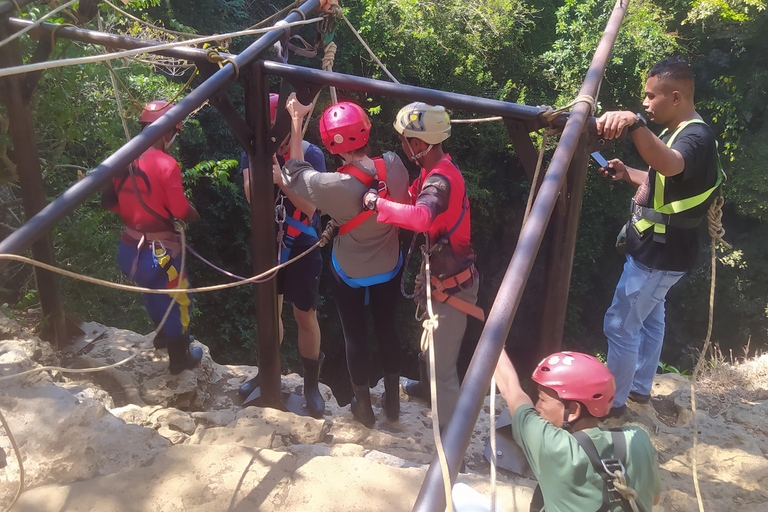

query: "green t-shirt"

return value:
[512, 404, 661, 512]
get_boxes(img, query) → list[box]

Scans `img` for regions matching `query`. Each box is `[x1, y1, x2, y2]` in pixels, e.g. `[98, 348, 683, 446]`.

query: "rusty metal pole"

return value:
[412, 1, 630, 509]
[243, 63, 282, 408]
[534, 131, 591, 361]
[0, 18, 66, 345]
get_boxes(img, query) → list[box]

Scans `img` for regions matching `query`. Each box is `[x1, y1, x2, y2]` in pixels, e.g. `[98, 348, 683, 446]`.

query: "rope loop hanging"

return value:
[50, 23, 75, 47]
[539, 94, 597, 122]
[206, 48, 239, 80]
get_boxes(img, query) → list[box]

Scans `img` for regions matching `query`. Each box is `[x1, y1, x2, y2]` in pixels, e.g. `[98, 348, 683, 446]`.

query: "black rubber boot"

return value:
[238, 374, 260, 399]
[168, 335, 203, 375]
[351, 382, 375, 428]
[380, 373, 401, 421]
[302, 352, 325, 419]
[403, 352, 430, 402]
[153, 334, 169, 350]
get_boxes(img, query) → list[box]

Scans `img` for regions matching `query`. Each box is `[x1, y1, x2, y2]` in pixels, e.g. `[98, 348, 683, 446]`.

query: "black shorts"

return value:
[277, 243, 322, 312]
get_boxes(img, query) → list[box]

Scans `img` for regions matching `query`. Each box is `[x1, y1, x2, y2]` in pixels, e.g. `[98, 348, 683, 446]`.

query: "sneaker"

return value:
[628, 391, 651, 404]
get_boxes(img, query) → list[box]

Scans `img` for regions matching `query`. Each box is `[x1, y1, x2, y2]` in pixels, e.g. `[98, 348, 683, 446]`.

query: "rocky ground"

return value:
[0, 313, 766, 511]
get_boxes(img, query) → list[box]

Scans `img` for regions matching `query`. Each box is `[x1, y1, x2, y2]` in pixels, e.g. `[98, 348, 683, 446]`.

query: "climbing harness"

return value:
[337, 157, 389, 235]
[631, 119, 724, 243]
[275, 192, 319, 264]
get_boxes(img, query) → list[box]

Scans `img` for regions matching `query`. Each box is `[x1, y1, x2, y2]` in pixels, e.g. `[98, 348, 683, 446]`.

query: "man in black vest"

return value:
[596, 58, 720, 416]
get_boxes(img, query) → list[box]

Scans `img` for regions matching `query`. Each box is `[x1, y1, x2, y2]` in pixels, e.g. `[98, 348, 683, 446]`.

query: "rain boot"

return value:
[238, 374, 260, 399]
[168, 335, 203, 375]
[302, 352, 325, 419]
[153, 334, 169, 350]
[351, 382, 375, 428]
[380, 373, 401, 421]
[403, 352, 430, 402]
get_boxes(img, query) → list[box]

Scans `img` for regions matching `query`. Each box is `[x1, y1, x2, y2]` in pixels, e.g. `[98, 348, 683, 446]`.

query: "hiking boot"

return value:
[628, 391, 651, 404]
[380, 373, 401, 421]
[238, 374, 260, 399]
[168, 336, 203, 375]
[351, 382, 375, 428]
[403, 352, 430, 403]
[302, 352, 325, 419]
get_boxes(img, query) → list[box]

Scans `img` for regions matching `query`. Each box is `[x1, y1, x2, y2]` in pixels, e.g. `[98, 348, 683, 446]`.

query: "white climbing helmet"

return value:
[393, 102, 451, 144]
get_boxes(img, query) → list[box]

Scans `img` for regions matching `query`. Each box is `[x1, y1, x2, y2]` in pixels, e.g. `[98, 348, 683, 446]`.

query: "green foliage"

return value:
[658, 361, 690, 376]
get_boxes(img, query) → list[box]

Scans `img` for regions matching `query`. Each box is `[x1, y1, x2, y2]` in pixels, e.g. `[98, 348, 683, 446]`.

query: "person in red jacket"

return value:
[102, 100, 202, 375]
[363, 102, 483, 432]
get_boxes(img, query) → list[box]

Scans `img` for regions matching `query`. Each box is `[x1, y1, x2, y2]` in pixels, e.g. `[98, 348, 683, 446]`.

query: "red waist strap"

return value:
[430, 266, 485, 321]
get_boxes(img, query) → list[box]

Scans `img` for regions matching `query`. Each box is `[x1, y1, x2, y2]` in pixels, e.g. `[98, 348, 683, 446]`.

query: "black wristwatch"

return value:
[628, 113, 648, 132]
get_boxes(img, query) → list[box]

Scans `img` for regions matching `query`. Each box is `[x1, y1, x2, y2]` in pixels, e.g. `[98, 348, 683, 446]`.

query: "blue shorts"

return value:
[277, 243, 322, 312]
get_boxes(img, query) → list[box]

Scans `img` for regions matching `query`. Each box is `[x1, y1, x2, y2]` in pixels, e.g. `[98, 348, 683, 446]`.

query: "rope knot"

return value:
[707, 195, 732, 250]
[206, 49, 239, 80]
[611, 471, 640, 512]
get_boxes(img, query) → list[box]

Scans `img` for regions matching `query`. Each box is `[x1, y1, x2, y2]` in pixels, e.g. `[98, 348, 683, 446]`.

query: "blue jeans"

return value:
[604, 254, 684, 407]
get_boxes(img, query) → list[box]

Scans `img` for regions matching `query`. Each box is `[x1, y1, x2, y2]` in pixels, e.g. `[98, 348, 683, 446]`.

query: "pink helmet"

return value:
[139, 100, 182, 132]
[532, 352, 615, 418]
[319, 102, 371, 154]
[269, 93, 279, 123]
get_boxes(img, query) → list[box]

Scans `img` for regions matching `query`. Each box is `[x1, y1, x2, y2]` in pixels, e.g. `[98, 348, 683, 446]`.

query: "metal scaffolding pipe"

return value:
[6, 17, 234, 64]
[262, 61, 548, 128]
[411, 0, 630, 510]
[0, 0, 322, 258]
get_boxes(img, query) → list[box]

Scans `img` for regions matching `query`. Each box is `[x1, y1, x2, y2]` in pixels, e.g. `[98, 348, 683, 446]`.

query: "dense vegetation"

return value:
[1, 0, 767, 394]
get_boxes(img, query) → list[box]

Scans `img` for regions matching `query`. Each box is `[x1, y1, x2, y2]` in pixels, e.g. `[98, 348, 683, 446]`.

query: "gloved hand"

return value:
[413, 271, 427, 308]
[320, 218, 339, 247]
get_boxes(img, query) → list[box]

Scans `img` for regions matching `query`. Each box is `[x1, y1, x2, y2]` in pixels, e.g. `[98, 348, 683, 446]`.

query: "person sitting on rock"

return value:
[494, 349, 661, 511]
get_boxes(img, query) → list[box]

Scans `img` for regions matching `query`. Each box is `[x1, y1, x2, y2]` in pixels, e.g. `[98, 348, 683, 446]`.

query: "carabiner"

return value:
[151, 240, 168, 259]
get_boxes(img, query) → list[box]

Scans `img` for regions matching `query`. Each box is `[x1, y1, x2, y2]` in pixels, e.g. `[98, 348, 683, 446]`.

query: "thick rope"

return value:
[339, 12, 399, 84]
[611, 470, 640, 512]
[523, 130, 551, 224]
[418, 244, 454, 512]
[689, 195, 730, 512]
[489, 374, 498, 511]
[540, 94, 596, 122]
[301, 40, 339, 137]
[0, 16, 324, 79]
[451, 116, 502, 124]
[0, 406, 24, 512]
[206, 49, 239, 80]
[0, 0, 78, 50]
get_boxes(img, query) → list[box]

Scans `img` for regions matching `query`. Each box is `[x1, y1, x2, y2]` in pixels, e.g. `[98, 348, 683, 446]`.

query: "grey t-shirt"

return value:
[282, 151, 409, 279]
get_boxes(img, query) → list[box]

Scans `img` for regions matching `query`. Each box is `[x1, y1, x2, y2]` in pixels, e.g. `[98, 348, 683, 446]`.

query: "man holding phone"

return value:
[595, 58, 721, 417]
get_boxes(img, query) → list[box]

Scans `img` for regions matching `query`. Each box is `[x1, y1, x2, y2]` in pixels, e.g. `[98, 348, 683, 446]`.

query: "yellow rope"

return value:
[206, 49, 239, 80]
[523, 129, 552, 224]
[10, 0, 23, 16]
[50, 22, 75, 47]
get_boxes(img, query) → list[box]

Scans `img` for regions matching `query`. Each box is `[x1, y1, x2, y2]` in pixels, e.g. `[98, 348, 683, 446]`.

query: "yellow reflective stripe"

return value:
[634, 218, 654, 232]
[156, 252, 191, 333]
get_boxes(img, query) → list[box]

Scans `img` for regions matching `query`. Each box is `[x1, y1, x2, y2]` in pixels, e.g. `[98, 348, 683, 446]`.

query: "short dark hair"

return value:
[648, 57, 694, 84]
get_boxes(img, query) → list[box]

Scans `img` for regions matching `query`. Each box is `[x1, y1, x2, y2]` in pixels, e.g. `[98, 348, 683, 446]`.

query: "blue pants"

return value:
[604, 254, 684, 407]
[118, 240, 192, 338]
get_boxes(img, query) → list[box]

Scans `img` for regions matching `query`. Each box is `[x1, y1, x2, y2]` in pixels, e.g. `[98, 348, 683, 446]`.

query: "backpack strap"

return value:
[572, 430, 633, 512]
[338, 158, 388, 236]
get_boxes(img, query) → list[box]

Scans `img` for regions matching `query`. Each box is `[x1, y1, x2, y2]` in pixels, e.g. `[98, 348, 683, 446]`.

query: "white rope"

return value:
[489, 374, 498, 511]
[0, 0, 78, 50]
[451, 116, 503, 124]
[339, 12, 399, 83]
[419, 244, 454, 512]
[0, 238, 322, 295]
[0, 353, 138, 382]
[0, 16, 324, 79]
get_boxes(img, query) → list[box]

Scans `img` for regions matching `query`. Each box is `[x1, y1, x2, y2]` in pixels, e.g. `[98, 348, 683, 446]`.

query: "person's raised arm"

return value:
[286, 92, 313, 161]
[596, 110, 685, 177]
[494, 349, 533, 413]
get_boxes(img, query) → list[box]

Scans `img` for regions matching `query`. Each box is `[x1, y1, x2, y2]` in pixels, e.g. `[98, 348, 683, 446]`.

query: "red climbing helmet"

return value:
[139, 100, 182, 132]
[532, 352, 615, 418]
[319, 102, 371, 154]
[269, 93, 279, 123]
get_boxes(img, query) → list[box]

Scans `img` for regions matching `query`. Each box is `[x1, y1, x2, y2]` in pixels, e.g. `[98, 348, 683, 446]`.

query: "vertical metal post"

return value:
[244, 63, 282, 408]
[535, 131, 591, 360]
[0, 19, 66, 346]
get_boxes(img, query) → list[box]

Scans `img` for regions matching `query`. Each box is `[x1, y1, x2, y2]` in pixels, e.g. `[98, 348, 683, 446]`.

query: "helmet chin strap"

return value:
[561, 403, 572, 431]
[405, 139, 433, 164]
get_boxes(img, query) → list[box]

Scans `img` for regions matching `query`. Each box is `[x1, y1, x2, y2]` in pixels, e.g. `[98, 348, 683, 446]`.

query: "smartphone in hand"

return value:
[591, 151, 615, 176]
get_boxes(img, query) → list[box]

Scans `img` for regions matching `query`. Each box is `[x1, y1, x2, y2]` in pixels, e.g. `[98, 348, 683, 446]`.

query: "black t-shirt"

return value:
[626, 121, 719, 271]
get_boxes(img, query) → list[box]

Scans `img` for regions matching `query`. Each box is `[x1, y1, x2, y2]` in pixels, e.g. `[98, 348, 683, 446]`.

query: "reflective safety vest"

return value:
[632, 119, 723, 242]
